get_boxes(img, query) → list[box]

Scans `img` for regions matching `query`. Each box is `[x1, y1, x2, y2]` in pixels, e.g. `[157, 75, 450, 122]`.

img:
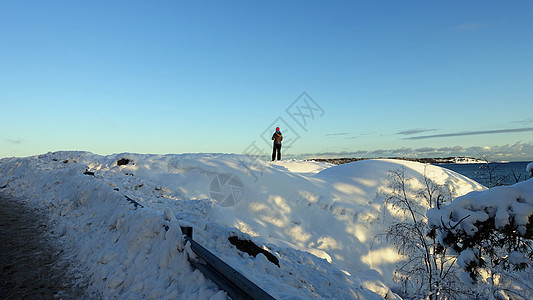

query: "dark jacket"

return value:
[272, 132, 283, 144]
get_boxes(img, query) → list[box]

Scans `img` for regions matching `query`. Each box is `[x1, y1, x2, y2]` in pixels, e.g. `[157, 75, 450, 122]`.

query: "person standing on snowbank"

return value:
[272, 127, 283, 161]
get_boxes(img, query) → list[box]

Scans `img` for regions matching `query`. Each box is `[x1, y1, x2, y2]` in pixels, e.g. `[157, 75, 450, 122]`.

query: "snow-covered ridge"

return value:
[451, 157, 487, 164]
[0, 152, 485, 299]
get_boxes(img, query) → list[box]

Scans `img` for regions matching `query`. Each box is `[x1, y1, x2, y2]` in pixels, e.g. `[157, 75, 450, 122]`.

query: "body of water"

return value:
[436, 161, 532, 188]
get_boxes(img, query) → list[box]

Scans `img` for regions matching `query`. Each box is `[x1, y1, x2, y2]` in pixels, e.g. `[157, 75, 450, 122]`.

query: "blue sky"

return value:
[1, 1, 532, 161]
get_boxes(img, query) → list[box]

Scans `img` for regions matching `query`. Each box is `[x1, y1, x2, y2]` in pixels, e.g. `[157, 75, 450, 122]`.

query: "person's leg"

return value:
[277, 144, 282, 160]
[272, 145, 276, 161]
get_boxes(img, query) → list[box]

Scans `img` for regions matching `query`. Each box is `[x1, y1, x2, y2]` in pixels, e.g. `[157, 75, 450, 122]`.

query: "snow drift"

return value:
[0, 152, 485, 299]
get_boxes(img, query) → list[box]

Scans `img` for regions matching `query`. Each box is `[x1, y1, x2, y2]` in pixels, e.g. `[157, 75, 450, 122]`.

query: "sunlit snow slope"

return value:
[0, 152, 484, 299]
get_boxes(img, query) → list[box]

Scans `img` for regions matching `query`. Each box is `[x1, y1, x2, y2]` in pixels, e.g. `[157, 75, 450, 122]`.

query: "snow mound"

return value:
[269, 159, 334, 175]
[0, 152, 484, 299]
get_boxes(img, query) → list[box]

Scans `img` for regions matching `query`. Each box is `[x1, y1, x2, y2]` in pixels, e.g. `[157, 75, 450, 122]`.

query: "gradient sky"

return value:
[1, 1, 532, 161]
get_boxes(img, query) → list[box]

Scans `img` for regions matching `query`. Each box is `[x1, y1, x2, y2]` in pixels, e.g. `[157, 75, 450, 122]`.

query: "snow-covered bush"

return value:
[427, 178, 533, 299]
[383, 167, 470, 299]
[527, 162, 533, 178]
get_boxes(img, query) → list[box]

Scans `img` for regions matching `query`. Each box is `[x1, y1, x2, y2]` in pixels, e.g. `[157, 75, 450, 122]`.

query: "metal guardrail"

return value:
[124, 195, 144, 208]
[180, 226, 275, 300]
[124, 196, 274, 299]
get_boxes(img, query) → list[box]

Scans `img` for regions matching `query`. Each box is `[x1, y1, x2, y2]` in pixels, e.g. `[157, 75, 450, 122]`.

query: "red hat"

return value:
[276, 127, 280, 131]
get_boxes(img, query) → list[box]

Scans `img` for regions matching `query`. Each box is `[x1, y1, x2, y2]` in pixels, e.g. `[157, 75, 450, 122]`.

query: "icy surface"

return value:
[0, 152, 485, 299]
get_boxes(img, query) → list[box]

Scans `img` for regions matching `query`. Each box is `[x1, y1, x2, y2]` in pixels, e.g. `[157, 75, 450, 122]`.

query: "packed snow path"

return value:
[0, 194, 91, 298]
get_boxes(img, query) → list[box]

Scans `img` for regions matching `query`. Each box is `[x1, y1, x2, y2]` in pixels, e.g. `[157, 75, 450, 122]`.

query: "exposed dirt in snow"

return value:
[0, 194, 91, 299]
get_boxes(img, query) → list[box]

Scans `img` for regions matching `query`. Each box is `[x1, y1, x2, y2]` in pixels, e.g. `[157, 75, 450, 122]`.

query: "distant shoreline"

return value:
[308, 157, 491, 165]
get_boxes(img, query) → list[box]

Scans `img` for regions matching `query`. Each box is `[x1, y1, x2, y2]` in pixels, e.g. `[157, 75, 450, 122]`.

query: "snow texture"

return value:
[427, 175, 533, 295]
[427, 179, 533, 236]
[0, 152, 485, 299]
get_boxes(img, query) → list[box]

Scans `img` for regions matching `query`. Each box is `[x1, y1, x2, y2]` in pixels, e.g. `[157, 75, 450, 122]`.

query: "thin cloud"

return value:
[404, 127, 533, 140]
[514, 118, 533, 125]
[326, 133, 350, 137]
[359, 132, 376, 136]
[297, 142, 533, 161]
[392, 147, 412, 154]
[325, 133, 358, 140]
[6, 139, 23, 144]
[397, 128, 438, 136]
[438, 146, 464, 152]
[370, 149, 387, 155]
[415, 147, 438, 153]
